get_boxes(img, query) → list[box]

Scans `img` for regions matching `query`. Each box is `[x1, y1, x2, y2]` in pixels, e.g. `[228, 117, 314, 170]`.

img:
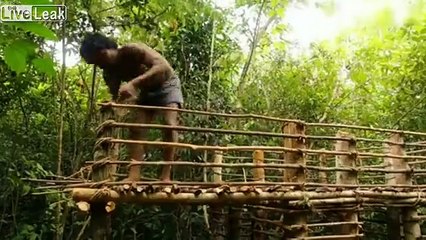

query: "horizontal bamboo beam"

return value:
[85, 160, 421, 173]
[99, 103, 426, 137]
[35, 180, 426, 190]
[101, 138, 426, 159]
[99, 102, 300, 123]
[287, 234, 364, 240]
[98, 122, 424, 146]
[250, 217, 361, 228]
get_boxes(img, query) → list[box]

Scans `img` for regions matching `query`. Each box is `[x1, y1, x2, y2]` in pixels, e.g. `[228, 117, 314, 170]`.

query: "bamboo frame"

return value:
[29, 103, 426, 239]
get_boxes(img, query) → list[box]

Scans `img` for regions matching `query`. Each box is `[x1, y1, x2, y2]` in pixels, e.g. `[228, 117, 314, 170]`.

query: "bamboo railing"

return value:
[30, 102, 426, 240]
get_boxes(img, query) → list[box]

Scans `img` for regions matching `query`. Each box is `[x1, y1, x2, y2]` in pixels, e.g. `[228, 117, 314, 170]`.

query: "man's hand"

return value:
[118, 82, 138, 102]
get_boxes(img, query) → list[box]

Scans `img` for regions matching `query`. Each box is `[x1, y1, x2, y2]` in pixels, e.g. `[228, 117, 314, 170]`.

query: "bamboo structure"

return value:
[30, 103, 426, 239]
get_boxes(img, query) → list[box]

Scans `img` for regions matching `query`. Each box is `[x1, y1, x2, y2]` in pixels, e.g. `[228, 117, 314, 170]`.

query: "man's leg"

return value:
[125, 109, 154, 181]
[160, 103, 179, 182]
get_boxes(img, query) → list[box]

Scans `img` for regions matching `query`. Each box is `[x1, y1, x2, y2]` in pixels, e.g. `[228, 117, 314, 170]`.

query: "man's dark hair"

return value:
[80, 32, 118, 60]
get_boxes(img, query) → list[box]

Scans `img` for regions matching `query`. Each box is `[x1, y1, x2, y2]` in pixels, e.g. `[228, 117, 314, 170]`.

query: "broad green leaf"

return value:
[13, 39, 38, 56]
[32, 57, 56, 77]
[15, 22, 58, 41]
[4, 42, 28, 73]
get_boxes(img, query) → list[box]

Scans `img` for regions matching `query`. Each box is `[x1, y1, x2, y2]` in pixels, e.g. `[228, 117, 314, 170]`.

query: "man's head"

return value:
[80, 32, 118, 67]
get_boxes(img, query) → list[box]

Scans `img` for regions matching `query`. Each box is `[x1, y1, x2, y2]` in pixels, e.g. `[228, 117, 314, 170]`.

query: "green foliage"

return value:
[14, 22, 58, 41]
[4, 41, 30, 73]
[32, 57, 56, 77]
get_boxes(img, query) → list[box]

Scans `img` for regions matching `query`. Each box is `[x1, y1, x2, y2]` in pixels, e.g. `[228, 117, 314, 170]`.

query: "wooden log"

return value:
[89, 105, 119, 240]
[282, 122, 307, 238]
[209, 151, 226, 240]
[384, 133, 421, 240]
[76, 201, 90, 213]
[252, 150, 267, 240]
[335, 131, 359, 239]
[71, 188, 426, 205]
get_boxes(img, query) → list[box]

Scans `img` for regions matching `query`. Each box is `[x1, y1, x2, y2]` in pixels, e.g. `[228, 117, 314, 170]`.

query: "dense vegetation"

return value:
[2, 0, 426, 239]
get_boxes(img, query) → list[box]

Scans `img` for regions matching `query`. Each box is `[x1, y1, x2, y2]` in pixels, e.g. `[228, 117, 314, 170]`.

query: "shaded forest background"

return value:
[2, 0, 426, 239]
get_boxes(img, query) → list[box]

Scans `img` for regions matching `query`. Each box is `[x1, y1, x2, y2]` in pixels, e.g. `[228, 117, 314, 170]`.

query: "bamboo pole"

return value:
[89, 105, 118, 240]
[388, 134, 422, 240]
[252, 150, 266, 240]
[282, 122, 307, 238]
[335, 131, 359, 239]
[209, 151, 226, 240]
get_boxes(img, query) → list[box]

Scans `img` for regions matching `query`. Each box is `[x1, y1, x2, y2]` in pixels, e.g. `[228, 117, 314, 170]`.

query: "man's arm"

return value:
[130, 63, 172, 88]
[103, 71, 121, 101]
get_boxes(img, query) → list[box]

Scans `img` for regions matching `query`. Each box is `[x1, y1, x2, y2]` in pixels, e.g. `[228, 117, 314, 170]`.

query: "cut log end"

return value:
[76, 201, 90, 213]
[105, 201, 116, 213]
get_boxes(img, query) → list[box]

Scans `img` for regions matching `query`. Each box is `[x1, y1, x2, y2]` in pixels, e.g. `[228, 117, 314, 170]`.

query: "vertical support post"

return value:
[385, 133, 420, 240]
[319, 150, 328, 184]
[228, 150, 250, 239]
[252, 150, 266, 240]
[212, 150, 223, 183]
[335, 131, 359, 238]
[209, 151, 226, 240]
[282, 122, 307, 238]
[89, 105, 119, 240]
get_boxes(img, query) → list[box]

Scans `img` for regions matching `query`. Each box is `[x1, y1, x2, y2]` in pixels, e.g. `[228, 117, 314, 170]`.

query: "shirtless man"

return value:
[80, 32, 184, 182]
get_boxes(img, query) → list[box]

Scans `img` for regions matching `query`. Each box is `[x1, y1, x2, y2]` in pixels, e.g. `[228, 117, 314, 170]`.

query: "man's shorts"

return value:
[137, 75, 184, 108]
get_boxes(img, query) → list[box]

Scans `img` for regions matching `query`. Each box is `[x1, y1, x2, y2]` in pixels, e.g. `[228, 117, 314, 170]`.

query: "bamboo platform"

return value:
[30, 102, 426, 239]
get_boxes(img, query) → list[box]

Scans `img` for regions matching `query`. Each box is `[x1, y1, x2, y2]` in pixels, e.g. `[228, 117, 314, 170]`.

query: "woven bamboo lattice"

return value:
[31, 102, 426, 240]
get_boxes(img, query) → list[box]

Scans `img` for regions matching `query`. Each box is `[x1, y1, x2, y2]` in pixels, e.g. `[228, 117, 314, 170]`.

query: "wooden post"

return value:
[212, 151, 223, 183]
[282, 122, 307, 238]
[318, 150, 328, 184]
[335, 131, 359, 239]
[89, 105, 119, 240]
[209, 151, 226, 240]
[385, 133, 421, 240]
[252, 150, 267, 240]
